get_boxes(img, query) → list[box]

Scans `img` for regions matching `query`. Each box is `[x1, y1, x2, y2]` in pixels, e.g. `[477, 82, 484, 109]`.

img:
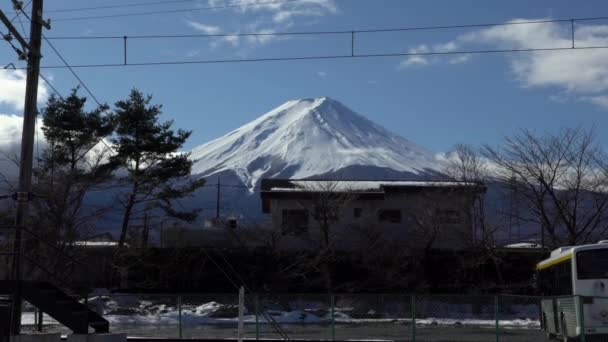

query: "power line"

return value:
[52, 0, 305, 22]
[8, 45, 608, 70]
[44, 16, 608, 40]
[44, 0, 231, 13]
[9, 0, 32, 23]
[42, 36, 105, 106]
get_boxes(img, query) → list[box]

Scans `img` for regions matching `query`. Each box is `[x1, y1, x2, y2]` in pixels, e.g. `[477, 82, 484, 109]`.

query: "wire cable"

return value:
[45, 0, 236, 13]
[40, 35, 116, 154]
[8, 44, 608, 70]
[45, 16, 608, 40]
[53, 0, 306, 22]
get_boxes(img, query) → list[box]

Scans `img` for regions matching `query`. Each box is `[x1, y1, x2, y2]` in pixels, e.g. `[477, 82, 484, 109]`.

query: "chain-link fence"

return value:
[21, 293, 608, 341]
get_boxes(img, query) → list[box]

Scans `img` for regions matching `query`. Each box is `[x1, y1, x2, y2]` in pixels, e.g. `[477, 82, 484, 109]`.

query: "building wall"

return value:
[267, 188, 478, 251]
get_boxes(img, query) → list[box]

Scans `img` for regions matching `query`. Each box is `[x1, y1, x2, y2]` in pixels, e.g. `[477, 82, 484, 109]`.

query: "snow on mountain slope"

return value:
[190, 97, 443, 187]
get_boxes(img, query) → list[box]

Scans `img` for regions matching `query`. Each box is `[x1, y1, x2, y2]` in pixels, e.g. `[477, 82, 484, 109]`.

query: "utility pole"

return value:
[216, 177, 221, 220]
[3, 0, 46, 335]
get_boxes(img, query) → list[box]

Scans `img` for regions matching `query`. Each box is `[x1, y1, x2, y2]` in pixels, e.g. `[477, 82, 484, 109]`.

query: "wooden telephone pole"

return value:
[0, 0, 46, 334]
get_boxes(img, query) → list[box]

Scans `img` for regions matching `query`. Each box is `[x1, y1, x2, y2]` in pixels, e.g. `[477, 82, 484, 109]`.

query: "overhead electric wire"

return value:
[52, 0, 305, 22]
[44, 0, 260, 13]
[7, 45, 608, 71]
[43, 36, 105, 105]
[9, 0, 32, 23]
[38, 33, 115, 153]
[45, 16, 608, 40]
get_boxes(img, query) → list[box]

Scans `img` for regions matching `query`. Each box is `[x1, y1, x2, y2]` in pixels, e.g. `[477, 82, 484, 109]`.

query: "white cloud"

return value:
[186, 20, 221, 35]
[0, 70, 49, 110]
[0, 114, 45, 179]
[399, 42, 470, 68]
[399, 19, 608, 109]
[317, 71, 327, 77]
[0, 114, 114, 179]
[192, 0, 338, 50]
[208, 0, 337, 21]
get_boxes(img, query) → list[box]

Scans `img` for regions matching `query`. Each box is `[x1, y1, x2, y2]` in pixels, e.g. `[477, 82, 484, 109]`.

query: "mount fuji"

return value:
[189, 97, 444, 191]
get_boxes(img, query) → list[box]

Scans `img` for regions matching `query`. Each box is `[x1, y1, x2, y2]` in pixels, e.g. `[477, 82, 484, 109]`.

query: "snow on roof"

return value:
[73, 241, 119, 247]
[504, 242, 543, 249]
[267, 180, 483, 192]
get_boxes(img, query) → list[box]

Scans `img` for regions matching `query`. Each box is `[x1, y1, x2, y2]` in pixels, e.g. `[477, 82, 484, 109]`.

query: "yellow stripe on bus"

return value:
[536, 253, 572, 270]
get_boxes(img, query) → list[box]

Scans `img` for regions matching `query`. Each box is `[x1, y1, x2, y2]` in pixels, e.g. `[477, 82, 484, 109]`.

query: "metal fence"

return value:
[21, 293, 553, 341]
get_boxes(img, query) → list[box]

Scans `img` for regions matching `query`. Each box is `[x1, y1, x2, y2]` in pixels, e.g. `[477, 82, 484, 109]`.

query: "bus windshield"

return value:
[577, 249, 608, 279]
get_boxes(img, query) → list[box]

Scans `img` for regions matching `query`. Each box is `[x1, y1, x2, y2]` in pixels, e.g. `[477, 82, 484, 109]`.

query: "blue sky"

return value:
[0, 0, 607, 153]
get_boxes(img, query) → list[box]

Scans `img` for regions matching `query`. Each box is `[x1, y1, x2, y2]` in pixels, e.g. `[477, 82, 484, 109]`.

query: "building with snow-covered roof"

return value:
[260, 179, 486, 251]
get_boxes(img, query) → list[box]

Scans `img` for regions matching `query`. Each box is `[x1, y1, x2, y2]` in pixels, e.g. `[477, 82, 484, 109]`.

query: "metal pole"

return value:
[331, 294, 335, 342]
[411, 295, 416, 342]
[178, 295, 183, 338]
[571, 19, 575, 49]
[255, 294, 259, 341]
[10, 0, 44, 335]
[36, 310, 42, 332]
[238, 287, 245, 342]
[495, 296, 500, 342]
[123, 36, 128, 65]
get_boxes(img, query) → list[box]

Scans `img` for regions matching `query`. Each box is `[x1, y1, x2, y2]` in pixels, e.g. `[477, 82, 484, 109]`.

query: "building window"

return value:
[282, 210, 309, 236]
[438, 210, 461, 224]
[353, 208, 362, 218]
[378, 209, 402, 223]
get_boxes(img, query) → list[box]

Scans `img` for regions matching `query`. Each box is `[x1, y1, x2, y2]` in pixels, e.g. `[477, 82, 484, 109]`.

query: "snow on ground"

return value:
[22, 296, 541, 329]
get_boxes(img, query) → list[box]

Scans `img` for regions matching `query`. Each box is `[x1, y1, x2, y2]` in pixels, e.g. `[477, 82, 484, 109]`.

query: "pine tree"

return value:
[36, 87, 115, 244]
[111, 89, 204, 247]
[28, 88, 115, 281]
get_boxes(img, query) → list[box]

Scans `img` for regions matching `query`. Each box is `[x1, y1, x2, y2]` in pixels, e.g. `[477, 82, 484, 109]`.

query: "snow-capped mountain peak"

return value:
[190, 97, 442, 187]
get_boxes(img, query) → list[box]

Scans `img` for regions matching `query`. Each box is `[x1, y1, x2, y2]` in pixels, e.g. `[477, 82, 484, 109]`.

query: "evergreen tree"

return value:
[36, 88, 115, 244]
[28, 88, 115, 281]
[111, 89, 204, 247]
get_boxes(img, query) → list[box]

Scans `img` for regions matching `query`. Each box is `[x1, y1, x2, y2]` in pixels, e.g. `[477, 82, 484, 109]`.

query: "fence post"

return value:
[238, 287, 245, 342]
[178, 295, 183, 338]
[331, 294, 336, 342]
[411, 295, 416, 342]
[255, 294, 260, 341]
[494, 296, 500, 342]
[579, 296, 586, 342]
[36, 309, 42, 332]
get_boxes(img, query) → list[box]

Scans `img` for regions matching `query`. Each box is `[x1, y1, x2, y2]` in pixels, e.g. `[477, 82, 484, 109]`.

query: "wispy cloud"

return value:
[208, 0, 337, 23]
[399, 19, 608, 109]
[0, 70, 49, 111]
[188, 1, 338, 50]
[186, 20, 221, 35]
[317, 71, 327, 77]
[399, 42, 470, 68]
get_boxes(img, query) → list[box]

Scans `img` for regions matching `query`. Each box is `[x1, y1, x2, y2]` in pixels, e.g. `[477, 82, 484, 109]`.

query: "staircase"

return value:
[0, 280, 109, 334]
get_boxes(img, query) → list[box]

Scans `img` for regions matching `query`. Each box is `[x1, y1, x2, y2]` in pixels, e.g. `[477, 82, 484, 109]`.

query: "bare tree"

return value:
[483, 128, 608, 246]
[444, 144, 506, 285]
[445, 144, 488, 183]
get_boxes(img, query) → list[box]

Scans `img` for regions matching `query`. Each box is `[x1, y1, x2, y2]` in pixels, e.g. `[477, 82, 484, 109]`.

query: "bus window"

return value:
[577, 249, 608, 279]
[556, 261, 573, 295]
[539, 261, 573, 296]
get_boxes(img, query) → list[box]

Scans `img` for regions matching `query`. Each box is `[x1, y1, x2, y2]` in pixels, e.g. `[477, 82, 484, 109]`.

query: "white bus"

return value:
[537, 242, 608, 341]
